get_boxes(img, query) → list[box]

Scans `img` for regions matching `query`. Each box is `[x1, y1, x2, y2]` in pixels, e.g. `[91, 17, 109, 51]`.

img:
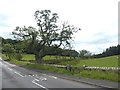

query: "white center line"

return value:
[32, 79, 49, 90]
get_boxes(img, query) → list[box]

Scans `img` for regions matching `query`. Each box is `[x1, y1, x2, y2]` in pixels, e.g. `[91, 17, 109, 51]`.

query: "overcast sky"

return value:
[0, 0, 119, 54]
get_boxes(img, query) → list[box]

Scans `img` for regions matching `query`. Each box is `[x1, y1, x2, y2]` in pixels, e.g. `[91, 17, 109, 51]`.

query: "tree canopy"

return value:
[79, 50, 92, 59]
[12, 10, 80, 63]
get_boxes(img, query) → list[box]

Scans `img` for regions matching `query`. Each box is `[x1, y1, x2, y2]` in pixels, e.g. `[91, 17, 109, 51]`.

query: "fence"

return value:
[44, 64, 120, 73]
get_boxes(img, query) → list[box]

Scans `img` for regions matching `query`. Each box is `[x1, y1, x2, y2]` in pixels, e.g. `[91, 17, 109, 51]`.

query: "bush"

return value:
[15, 54, 23, 61]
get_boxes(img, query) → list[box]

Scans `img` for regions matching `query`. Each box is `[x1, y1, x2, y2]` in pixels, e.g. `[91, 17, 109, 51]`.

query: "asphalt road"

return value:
[0, 58, 108, 90]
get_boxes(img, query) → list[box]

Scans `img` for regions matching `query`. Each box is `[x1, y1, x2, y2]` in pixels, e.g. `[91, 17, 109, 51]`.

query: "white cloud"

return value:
[0, 0, 118, 54]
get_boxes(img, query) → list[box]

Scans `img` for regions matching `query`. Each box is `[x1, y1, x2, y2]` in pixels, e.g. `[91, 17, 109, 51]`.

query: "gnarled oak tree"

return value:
[12, 10, 80, 63]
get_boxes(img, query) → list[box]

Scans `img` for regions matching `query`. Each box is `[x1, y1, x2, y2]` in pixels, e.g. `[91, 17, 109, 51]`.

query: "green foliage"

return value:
[15, 54, 23, 61]
[94, 45, 120, 58]
[12, 10, 80, 63]
[62, 49, 79, 59]
[3, 44, 15, 60]
[79, 50, 92, 59]
[14, 42, 25, 53]
[14, 42, 25, 61]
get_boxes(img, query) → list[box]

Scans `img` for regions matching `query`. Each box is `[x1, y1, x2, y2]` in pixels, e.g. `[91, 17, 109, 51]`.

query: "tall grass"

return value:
[74, 70, 119, 82]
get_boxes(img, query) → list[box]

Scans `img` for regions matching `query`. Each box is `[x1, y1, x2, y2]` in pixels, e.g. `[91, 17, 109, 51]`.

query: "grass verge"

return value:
[24, 63, 120, 82]
[6, 60, 120, 82]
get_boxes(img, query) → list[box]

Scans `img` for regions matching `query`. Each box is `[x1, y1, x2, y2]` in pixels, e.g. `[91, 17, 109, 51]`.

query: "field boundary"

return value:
[44, 64, 120, 72]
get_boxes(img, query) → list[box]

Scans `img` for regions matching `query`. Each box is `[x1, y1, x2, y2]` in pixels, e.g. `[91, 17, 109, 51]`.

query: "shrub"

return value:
[15, 54, 23, 61]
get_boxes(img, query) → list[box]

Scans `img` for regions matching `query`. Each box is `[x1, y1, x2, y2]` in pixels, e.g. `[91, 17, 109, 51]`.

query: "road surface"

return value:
[0, 58, 108, 89]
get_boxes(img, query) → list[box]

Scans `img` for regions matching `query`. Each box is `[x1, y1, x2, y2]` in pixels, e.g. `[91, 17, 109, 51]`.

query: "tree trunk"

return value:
[35, 51, 45, 63]
[35, 53, 42, 63]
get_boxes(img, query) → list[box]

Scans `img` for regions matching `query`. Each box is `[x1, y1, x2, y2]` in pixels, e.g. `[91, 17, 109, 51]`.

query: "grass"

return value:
[43, 55, 73, 64]
[42, 55, 119, 67]
[74, 70, 119, 82]
[75, 56, 119, 67]
[1, 53, 120, 82]
[21, 63, 120, 82]
[25, 63, 72, 75]
[24, 63, 120, 82]
[59, 55, 119, 67]
[2, 54, 119, 67]
[43, 55, 119, 67]
[2, 54, 30, 66]
[22, 54, 35, 61]
[43, 55, 71, 60]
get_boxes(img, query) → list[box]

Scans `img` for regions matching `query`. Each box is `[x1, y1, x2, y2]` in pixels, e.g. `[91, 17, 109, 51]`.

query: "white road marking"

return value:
[34, 79, 39, 82]
[32, 79, 48, 90]
[28, 75, 32, 77]
[7, 68, 13, 71]
[38, 76, 47, 81]
[32, 75, 35, 76]
[41, 78, 47, 81]
[48, 75, 58, 79]
[42, 74, 46, 75]
[42, 73, 57, 79]
[14, 71, 24, 77]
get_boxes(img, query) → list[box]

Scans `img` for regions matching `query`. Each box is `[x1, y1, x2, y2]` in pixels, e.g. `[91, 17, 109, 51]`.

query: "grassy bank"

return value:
[24, 63, 120, 82]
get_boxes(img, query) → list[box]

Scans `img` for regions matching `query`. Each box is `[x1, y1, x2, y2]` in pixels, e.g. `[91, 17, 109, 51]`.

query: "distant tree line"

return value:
[93, 45, 120, 58]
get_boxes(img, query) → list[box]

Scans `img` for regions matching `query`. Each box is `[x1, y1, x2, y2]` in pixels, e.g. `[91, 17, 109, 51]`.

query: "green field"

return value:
[2, 54, 119, 67]
[43, 55, 119, 67]
[59, 55, 119, 67]
[22, 54, 35, 61]
[43, 55, 70, 60]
